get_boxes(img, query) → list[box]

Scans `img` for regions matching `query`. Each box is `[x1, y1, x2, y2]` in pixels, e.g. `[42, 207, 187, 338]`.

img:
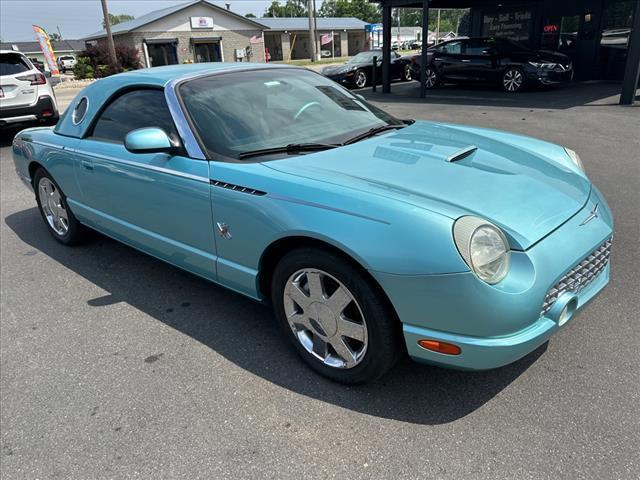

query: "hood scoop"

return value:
[446, 145, 477, 163]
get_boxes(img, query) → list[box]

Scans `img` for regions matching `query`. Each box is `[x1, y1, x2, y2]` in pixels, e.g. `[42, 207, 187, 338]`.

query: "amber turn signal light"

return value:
[418, 339, 461, 355]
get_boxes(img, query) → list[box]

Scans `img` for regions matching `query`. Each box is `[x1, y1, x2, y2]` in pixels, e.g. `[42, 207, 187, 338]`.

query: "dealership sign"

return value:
[191, 16, 214, 29]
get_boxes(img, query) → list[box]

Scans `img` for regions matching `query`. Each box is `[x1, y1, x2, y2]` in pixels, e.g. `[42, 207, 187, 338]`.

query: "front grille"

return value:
[540, 237, 612, 317]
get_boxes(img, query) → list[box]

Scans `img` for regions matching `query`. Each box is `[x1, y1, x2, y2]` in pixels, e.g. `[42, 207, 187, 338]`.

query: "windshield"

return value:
[493, 38, 531, 52]
[346, 51, 380, 64]
[179, 68, 401, 160]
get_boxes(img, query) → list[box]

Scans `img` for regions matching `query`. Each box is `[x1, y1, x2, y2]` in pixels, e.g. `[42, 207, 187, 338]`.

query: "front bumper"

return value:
[0, 96, 58, 125]
[325, 73, 355, 87]
[374, 186, 613, 370]
[526, 66, 574, 86]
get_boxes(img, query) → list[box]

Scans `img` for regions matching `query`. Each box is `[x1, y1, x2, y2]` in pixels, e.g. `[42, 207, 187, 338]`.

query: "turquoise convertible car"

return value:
[12, 63, 613, 383]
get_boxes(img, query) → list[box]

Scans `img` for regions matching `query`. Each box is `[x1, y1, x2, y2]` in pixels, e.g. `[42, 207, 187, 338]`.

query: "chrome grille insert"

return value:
[540, 237, 612, 317]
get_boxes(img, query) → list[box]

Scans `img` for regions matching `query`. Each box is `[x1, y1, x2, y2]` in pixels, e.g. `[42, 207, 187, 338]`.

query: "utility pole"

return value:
[307, 0, 317, 62]
[100, 0, 118, 68]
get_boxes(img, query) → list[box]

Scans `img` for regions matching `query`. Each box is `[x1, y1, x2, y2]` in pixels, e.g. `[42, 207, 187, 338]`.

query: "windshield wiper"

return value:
[342, 124, 407, 145]
[237, 142, 339, 160]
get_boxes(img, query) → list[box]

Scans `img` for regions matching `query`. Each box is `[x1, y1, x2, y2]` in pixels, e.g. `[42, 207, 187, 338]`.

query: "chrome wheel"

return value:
[503, 68, 523, 92]
[283, 268, 368, 369]
[354, 70, 367, 89]
[38, 177, 68, 236]
[424, 68, 438, 88]
[402, 64, 412, 81]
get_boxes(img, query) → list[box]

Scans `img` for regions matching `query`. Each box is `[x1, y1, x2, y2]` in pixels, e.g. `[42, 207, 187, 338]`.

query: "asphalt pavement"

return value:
[1, 81, 638, 479]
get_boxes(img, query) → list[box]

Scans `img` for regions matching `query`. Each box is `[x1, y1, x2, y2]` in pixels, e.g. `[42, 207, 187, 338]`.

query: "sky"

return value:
[0, 0, 320, 42]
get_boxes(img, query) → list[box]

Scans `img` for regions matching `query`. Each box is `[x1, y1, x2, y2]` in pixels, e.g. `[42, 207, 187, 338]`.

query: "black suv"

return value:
[409, 37, 573, 92]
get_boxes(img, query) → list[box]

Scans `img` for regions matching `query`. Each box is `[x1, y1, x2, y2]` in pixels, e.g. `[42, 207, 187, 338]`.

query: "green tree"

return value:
[395, 8, 469, 35]
[245, 13, 257, 18]
[49, 32, 62, 41]
[264, 0, 307, 17]
[102, 13, 135, 29]
[319, 0, 381, 24]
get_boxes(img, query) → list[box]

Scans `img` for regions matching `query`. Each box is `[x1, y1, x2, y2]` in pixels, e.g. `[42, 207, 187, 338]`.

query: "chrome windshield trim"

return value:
[165, 82, 206, 160]
[65, 148, 210, 183]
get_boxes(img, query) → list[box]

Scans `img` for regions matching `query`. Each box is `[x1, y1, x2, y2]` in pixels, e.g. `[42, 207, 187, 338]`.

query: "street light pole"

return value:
[100, 0, 118, 68]
[307, 0, 317, 62]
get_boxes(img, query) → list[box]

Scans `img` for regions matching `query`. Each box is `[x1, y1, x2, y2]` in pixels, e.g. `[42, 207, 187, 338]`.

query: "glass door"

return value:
[194, 42, 222, 63]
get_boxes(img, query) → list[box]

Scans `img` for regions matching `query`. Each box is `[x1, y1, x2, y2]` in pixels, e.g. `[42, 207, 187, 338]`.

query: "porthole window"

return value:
[72, 97, 88, 125]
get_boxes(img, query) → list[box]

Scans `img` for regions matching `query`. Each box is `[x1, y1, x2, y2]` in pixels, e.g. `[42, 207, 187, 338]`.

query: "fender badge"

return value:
[216, 222, 232, 239]
[580, 203, 599, 226]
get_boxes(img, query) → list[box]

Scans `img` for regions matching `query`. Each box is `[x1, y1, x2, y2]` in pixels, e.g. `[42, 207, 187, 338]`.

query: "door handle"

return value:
[434, 57, 442, 61]
[81, 159, 94, 171]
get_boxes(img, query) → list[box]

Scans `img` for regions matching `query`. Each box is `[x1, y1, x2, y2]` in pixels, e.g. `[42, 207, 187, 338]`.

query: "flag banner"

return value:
[249, 35, 262, 44]
[320, 33, 333, 45]
[32, 25, 59, 75]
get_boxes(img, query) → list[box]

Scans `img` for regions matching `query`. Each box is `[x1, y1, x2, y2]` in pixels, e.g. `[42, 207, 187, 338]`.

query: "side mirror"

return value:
[124, 127, 175, 154]
[354, 93, 365, 101]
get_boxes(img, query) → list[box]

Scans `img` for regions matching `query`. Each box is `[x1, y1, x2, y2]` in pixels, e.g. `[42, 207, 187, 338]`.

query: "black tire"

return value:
[271, 247, 402, 384]
[353, 69, 368, 89]
[502, 67, 526, 93]
[400, 63, 412, 82]
[423, 66, 439, 89]
[33, 168, 85, 245]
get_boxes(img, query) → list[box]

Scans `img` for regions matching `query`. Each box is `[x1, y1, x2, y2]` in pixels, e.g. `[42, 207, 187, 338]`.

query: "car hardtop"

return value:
[53, 62, 301, 139]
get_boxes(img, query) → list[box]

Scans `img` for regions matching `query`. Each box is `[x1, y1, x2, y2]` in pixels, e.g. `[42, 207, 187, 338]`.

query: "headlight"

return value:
[453, 216, 511, 284]
[528, 61, 557, 69]
[564, 147, 584, 172]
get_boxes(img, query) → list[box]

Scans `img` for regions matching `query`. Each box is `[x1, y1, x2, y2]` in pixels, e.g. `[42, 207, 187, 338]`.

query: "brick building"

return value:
[83, 0, 269, 66]
[258, 17, 368, 61]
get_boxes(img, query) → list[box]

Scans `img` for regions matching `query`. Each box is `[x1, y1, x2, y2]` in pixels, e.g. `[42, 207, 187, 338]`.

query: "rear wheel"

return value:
[271, 248, 401, 384]
[34, 168, 85, 245]
[354, 69, 368, 89]
[502, 67, 525, 92]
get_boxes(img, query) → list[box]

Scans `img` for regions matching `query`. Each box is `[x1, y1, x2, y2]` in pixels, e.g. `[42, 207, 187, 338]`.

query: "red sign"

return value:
[543, 24, 559, 33]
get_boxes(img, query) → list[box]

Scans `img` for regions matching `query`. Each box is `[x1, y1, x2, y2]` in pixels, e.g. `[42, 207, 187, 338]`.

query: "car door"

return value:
[73, 88, 217, 280]
[463, 39, 498, 82]
[432, 40, 465, 80]
[389, 51, 404, 78]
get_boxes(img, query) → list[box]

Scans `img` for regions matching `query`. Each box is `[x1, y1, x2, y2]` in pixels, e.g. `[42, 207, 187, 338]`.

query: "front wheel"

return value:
[353, 69, 368, 89]
[400, 64, 412, 82]
[271, 248, 401, 384]
[423, 66, 439, 89]
[502, 67, 525, 92]
[34, 168, 85, 245]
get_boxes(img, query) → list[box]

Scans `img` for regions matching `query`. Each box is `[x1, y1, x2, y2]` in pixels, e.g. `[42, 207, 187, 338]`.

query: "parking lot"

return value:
[1, 82, 639, 478]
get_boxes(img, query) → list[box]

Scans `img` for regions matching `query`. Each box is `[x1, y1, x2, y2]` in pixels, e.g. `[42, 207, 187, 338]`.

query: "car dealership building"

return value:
[84, 0, 269, 65]
[83, 0, 369, 65]
[377, 0, 639, 103]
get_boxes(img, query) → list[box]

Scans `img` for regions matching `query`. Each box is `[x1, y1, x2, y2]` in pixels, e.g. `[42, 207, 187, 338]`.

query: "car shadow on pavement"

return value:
[6, 207, 546, 426]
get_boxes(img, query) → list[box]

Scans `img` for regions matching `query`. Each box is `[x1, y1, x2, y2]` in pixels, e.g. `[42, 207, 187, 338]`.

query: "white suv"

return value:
[58, 55, 76, 73]
[0, 50, 58, 127]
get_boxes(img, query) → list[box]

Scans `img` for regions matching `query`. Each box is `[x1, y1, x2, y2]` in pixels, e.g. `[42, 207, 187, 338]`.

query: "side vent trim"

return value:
[210, 180, 267, 196]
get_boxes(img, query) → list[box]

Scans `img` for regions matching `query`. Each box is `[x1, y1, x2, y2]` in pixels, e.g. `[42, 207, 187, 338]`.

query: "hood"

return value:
[531, 49, 571, 65]
[265, 121, 590, 250]
[322, 64, 356, 75]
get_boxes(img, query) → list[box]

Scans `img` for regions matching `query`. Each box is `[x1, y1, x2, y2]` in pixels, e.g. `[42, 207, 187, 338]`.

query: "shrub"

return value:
[72, 57, 94, 80]
[75, 43, 141, 78]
